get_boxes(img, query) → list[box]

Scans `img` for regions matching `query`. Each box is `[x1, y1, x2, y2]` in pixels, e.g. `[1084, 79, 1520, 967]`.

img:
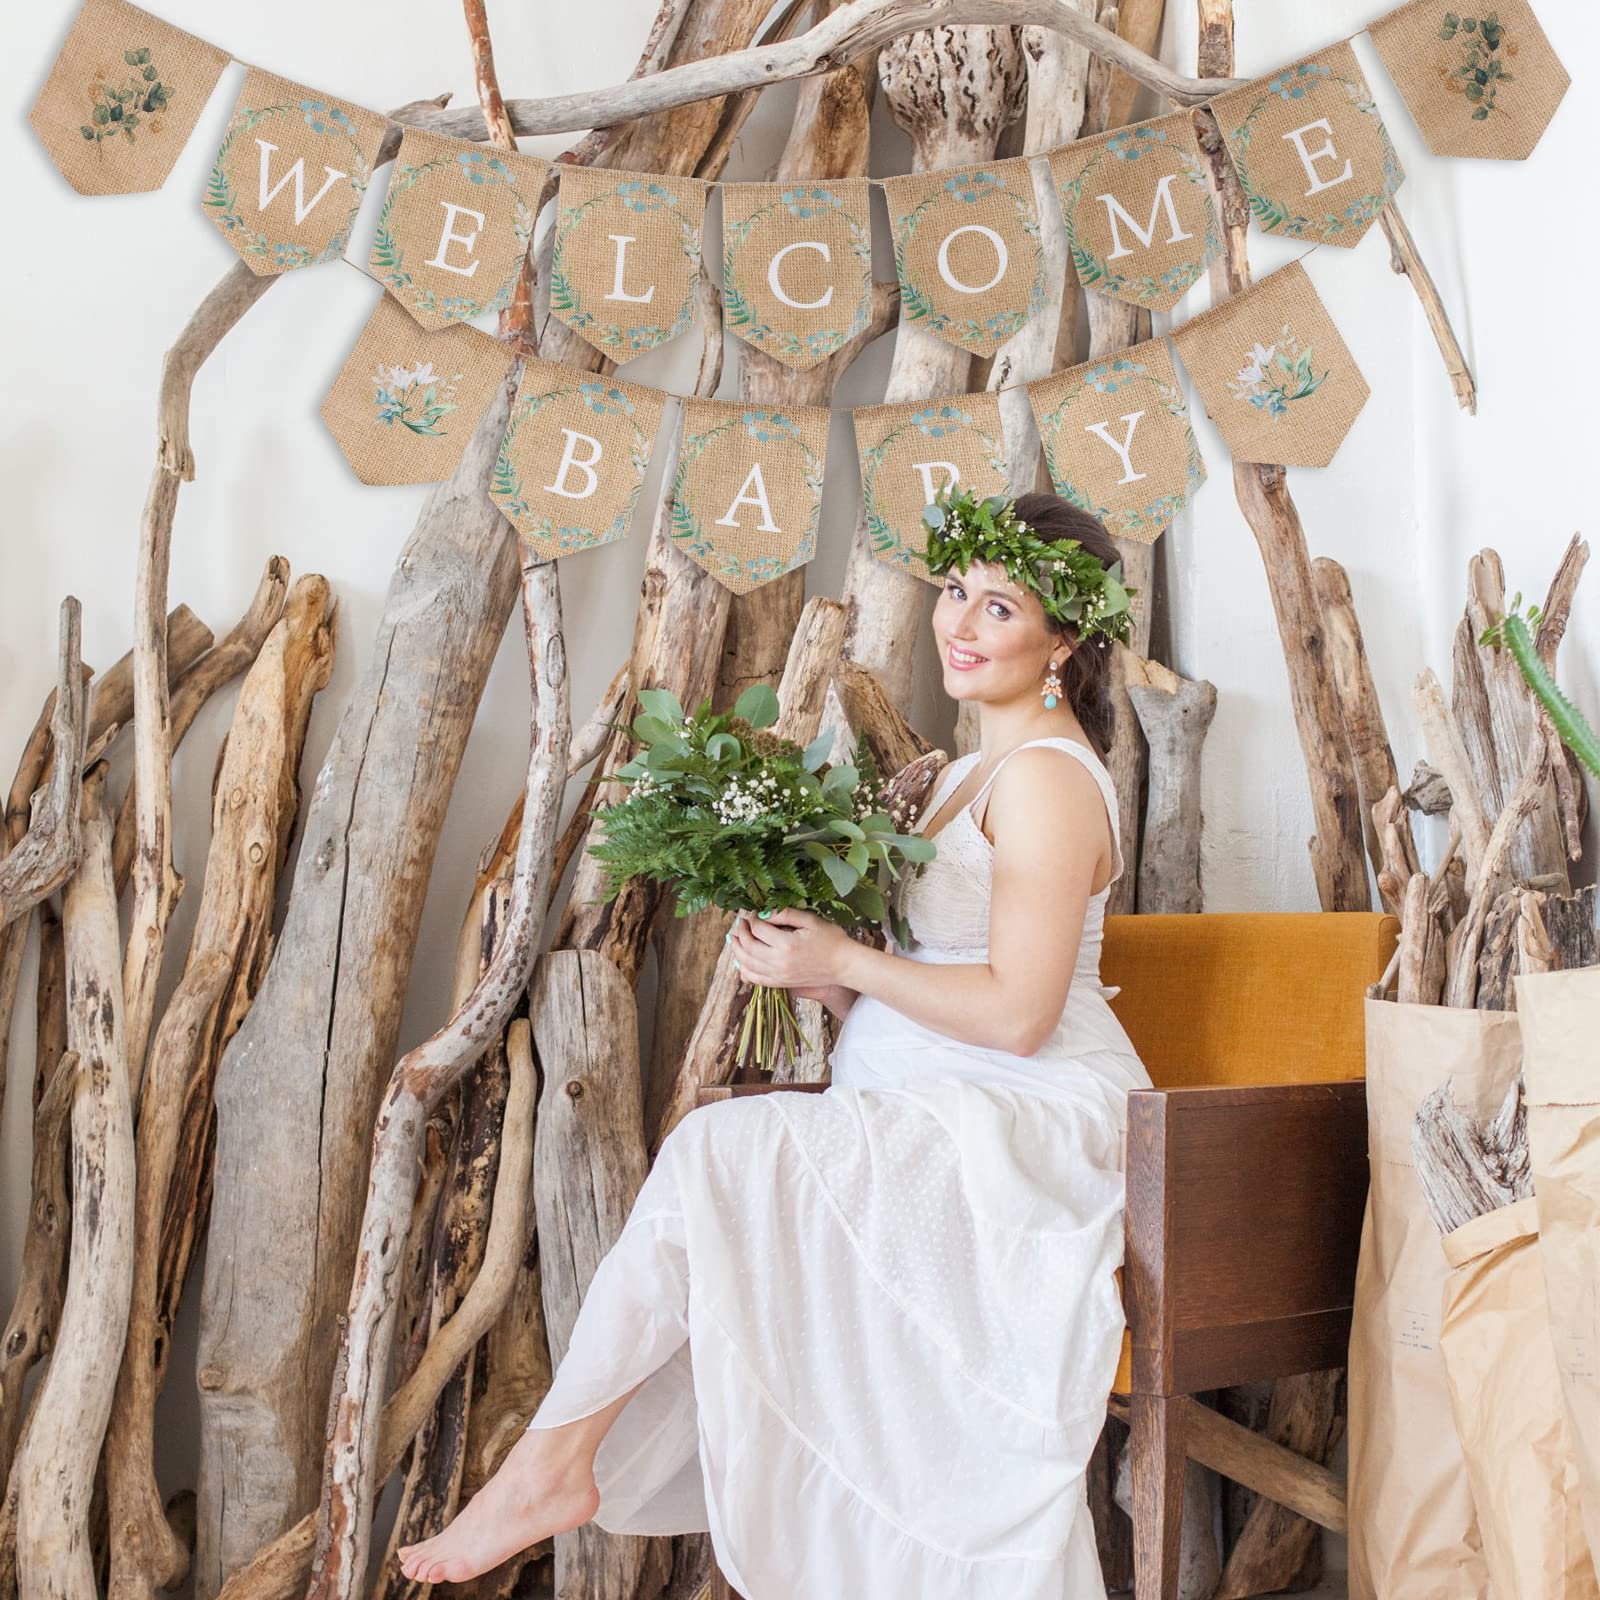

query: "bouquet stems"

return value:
[737, 982, 816, 1076]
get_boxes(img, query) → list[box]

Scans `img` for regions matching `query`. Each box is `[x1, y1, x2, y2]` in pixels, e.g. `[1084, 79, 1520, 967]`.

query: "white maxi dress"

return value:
[526, 735, 1153, 1598]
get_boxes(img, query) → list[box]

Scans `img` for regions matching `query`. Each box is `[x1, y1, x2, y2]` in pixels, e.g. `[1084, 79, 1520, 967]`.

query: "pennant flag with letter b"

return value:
[1027, 337, 1205, 542]
[852, 392, 1010, 578]
[489, 360, 668, 560]
[1208, 41, 1404, 248]
[670, 400, 830, 593]
[203, 67, 385, 274]
[30, 0, 229, 195]
[1169, 259, 1368, 468]
[370, 128, 548, 329]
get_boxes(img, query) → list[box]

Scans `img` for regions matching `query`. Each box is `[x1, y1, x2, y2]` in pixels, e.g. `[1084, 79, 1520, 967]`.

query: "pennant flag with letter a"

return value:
[1208, 41, 1404, 248]
[1027, 337, 1205, 542]
[369, 128, 548, 329]
[670, 400, 830, 592]
[852, 391, 1011, 578]
[1169, 259, 1368, 467]
[203, 67, 386, 273]
[30, 0, 229, 195]
[489, 360, 669, 560]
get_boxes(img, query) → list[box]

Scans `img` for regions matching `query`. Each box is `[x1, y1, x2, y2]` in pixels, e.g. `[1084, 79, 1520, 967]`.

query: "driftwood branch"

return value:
[1377, 202, 1476, 414]
[1127, 658, 1216, 915]
[1411, 1079, 1529, 1234]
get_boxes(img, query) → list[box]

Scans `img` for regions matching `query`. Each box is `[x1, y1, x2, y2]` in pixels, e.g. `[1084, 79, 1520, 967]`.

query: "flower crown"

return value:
[921, 486, 1135, 647]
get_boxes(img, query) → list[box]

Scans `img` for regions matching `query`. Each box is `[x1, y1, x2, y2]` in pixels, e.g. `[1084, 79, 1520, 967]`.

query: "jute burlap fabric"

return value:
[203, 67, 386, 275]
[671, 400, 830, 593]
[1169, 258, 1368, 468]
[1208, 41, 1404, 248]
[488, 359, 668, 560]
[320, 289, 515, 485]
[370, 127, 547, 330]
[880, 157, 1047, 357]
[720, 180, 875, 370]
[550, 167, 708, 357]
[1047, 109, 1220, 314]
[1367, 0, 1569, 160]
[852, 391, 1010, 580]
[1027, 336, 1205, 542]
[29, 0, 229, 195]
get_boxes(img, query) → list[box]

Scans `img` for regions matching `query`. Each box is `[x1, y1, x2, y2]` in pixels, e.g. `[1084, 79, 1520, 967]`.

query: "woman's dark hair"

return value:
[1010, 492, 1121, 760]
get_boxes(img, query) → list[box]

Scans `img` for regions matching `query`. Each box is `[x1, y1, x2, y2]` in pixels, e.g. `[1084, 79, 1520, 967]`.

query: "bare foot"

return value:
[396, 1424, 601, 1584]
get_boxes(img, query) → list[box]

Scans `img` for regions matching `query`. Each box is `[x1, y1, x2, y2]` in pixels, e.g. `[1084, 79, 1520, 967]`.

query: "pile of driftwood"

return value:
[0, 3, 1587, 1600]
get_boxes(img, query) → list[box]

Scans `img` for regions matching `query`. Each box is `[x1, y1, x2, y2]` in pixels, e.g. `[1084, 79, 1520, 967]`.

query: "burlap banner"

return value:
[853, 393, 1010, 577]
[881, 159, 1047, 357]
[204, 68, 386, 274]
[1209, 41, 1405, 248]
[29, 0, 229, 195]
[320, 290, 514, 485]
[1028, 338, 1205, 542]
[369, 128, 546, 329]
[721, 181, 875, 370]
[549, 168, 707, 357]
[1170, 259, 1368, 467]
[1048, 110, 1221, 314]
[489, 361, 668, 559]
[670, 402, 830, 593]
[1368, 0, 1570, 160]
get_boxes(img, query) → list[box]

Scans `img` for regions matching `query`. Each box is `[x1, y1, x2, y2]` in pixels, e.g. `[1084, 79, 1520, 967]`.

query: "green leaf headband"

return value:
[921, 485, 1135, 647]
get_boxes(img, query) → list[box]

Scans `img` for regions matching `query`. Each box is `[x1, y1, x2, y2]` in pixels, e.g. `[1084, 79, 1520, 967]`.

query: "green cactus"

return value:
[1479, 597, 1600, 779]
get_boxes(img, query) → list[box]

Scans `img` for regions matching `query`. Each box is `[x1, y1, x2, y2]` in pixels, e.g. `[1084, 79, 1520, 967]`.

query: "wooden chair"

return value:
[697, 910, 1398, 1600]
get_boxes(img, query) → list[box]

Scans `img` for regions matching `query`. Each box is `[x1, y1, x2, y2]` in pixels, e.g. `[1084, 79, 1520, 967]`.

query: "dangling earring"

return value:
[1041, 659, 1063, 710]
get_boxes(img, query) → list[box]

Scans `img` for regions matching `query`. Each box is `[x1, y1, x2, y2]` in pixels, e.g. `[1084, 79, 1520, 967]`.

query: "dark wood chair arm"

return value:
[1125, 1080, 1368, 1395]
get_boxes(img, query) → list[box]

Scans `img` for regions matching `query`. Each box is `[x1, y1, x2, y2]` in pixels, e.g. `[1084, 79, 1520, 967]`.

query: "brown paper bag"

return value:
[1518, 965, 1600, 1569]
[1347, 997, 1521, 1600]
[1439, 1196, 1599, 1599]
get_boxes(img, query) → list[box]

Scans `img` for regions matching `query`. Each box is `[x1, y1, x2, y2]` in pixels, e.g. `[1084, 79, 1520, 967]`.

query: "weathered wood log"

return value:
[1412, 1078, 1529, 1235]
[1396, 872, 1445, 1007]
[1475, 888, 1523, 1012]
[1417, 666, 1492, 888]
[15, 774, 135, 1600]
[195, 385, 525, 1595]
[1127, 659, 1217, 915]
[832, 658, 935, 779]
[1542, 884, 1598, 971]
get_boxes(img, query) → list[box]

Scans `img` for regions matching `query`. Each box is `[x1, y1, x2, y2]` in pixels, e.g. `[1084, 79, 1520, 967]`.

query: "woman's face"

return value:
[932, 559, 1062, 705]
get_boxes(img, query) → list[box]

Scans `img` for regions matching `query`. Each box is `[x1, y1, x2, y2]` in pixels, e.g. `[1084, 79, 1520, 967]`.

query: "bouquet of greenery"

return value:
[586, 682, 937, 1074]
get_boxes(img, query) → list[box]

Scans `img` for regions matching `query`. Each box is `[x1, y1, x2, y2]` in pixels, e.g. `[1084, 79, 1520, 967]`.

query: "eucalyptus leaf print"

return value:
[1226, 327, 1327, 418]
[80, 47, 172, 150]
[1439, 11, 1516, 121]
[373, 362, 462, 437]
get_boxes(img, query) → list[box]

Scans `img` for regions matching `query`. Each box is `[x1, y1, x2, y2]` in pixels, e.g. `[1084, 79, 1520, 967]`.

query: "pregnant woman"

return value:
[398, 490, 1153, 1598]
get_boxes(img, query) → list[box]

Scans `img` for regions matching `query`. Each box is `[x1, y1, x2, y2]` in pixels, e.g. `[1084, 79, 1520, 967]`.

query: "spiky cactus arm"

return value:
[1481, 606, 1600, 779]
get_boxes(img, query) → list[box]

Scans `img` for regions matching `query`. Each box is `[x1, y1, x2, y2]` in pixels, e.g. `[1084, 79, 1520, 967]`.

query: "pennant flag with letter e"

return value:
[1367, 0, 1569, 160]
[320, 290, 515, 485]
[852, 391, 1010, 578]
[549, 168, 708, 357]
[1028, 338, 1205, 541]
[369, 128, 548, 328]
[880, 158, 1047, 357]
[489, 360, 668, 559]
[1048, 110, 1220, 314]
[1208, 41, 1404, 247]
[203, 67, 385, 273]
[720, 180, 875, 370]
[1169, 259, 1368, 468]
[30, 0, 229, 195]
[669, 400, 830, 593]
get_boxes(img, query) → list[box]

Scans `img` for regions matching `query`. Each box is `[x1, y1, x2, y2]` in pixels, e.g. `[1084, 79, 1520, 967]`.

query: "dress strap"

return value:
[970, 737, 1124, 885]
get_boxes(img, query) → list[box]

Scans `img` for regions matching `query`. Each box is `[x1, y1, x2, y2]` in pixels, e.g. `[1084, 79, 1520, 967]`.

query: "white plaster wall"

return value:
[1, 0, 1594, 1587]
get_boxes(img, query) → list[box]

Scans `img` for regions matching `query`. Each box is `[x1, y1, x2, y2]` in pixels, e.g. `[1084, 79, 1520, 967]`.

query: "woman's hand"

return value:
[727, 908, 856, 991]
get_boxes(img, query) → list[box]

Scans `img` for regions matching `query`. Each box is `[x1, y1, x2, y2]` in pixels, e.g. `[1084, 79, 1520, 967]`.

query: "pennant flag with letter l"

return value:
[1367, 0, 1570, 160]
[548, 167, 708, 357]
[1028, 337, 1205, 542]
[880, 157, 1048, 358]
[670, 401, 831, 593]
[720, 180, 876, 370]
[1048, 110, 1221, 314]
[1208, 41, 1404, 248]
[30, 0, 229, 195]
[369, 128, 548, 329]
[489, 359, 669, 560]
[320, 289, 516, 485]
[852, 391, 1011, 579]
[203, 67, 385, 274]
[1169, 259, 1369, 468]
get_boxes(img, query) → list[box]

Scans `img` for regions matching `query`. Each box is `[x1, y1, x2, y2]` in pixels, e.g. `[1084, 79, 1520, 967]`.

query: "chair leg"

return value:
[1130, 1392, 1187, 1600]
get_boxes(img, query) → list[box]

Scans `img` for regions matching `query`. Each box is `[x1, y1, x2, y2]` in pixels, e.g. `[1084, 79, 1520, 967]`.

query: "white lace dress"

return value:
[526, 736, 1152, 1598]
